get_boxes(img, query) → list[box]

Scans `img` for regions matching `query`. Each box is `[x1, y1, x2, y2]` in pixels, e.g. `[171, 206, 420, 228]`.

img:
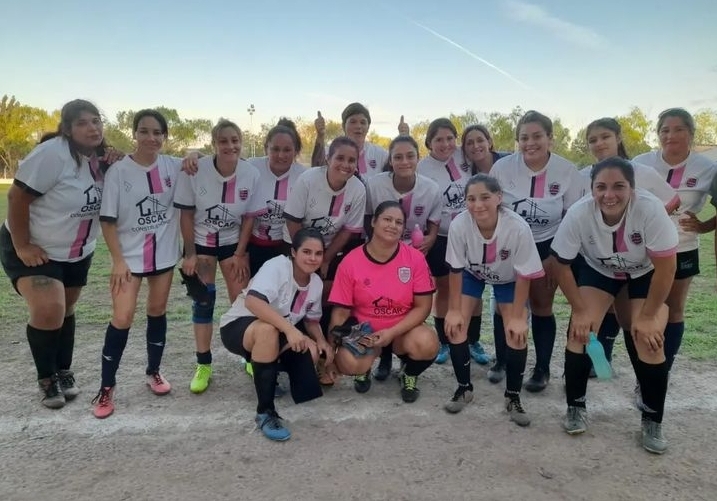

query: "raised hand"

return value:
[315, 111, 326, 137]
[398, 115, 410, 136]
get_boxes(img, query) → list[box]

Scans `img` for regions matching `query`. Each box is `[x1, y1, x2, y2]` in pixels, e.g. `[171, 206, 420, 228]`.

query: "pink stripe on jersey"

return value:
[666, 165, 686, 189]
[613, 219, 628, 253]
[518, 270, 546, 280]
[357, 151, 367, 175]
[147, 167, 164, 194]
[445, 157, 461, 182]
[206, 232, 218, 248]
[530, 171, 547, 198]
[68, 219, 92, 259]
[222, 178, 236, 203]
[483, 240, 497, 264]
[291, 289, 309, 315]
[274, 177, 289, 201]
[400, 193, 413, 217]
[647, 246, 678, 258]
[143, 234, 157, 273]
[329, 192, 345, 218]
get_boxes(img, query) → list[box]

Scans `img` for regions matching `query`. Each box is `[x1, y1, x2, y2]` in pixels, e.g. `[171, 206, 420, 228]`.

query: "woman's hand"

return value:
[315, 111, 326, 138]
[285, 328, 310, 353]
[15, 243, 48, 267]
[398, 115, 410, 136]
[367, 329, 394, 348]
[181, 151, 201, 176]
[505, 316, 529, 346]
[317, 338, 335, 365]
[568, 308, 592, 345]
[444, 309, 465, 342]
[417, 233, 436, 256]
[231, 252, 249, 283]
[633, 314, 664, 352]
[181, 254, 198, 277]
[101, 147, 125, 165]
[679, 212, 714, 234]
[110, 259, 132, 296]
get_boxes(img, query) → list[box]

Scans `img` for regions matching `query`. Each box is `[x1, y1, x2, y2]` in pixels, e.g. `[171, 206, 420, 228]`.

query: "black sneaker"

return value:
[353, 372, 372, 393]
[400, 374, 420, 403]
[487, 362, 506, 384]
[57, 370, 80, 400]
[373, 355, 392, 381]
[524, 367, 550, 393]
[38, 376, 65, 409]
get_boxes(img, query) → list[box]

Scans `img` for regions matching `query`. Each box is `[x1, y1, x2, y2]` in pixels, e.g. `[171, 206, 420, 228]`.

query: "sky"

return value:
[2, 0, 716, 138]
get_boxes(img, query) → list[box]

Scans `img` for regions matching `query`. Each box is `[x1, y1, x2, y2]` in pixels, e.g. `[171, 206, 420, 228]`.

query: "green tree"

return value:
[693, 109, 717, 145]
[616, 106, 653, 157]
[485, 107, 523, 152]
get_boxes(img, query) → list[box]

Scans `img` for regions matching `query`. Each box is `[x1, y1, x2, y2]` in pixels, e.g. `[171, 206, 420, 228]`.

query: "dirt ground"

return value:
[1, 323, 716, 501]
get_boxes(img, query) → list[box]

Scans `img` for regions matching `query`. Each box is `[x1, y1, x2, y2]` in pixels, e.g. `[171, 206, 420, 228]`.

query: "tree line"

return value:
[2, 94, 716, 177]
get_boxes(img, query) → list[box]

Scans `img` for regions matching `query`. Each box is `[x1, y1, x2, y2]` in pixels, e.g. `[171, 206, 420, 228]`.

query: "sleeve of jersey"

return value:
[247, 260, 282, 304]
[168, 156, 184, 175]
[411, 249, 436, 295]
[563, 168, 586, 210]
[327, 254, 355, 308]
[644, 201, 679, 258]
[304, 278, 324, 322]
[549, 207, 581, 264]
[364, 181, 375, 216]
[282, 172, 309, 223]
[342, 182, 366, 233]
[13, 146, 64, 196]
[173, 171, 195, 210]
[514, 225, 545, 280]
[642, 168, 679, 210]
[245, 172, 268, 218]
[444, 218, 466, 272]
[99, 167, 121, 222]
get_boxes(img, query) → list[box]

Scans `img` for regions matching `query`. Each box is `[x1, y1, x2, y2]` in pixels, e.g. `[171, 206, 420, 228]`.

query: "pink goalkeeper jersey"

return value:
[328, 243, 435, 332]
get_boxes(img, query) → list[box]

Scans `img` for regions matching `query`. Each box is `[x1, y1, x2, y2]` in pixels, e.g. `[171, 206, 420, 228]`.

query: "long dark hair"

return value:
[57, 99, 108, 168]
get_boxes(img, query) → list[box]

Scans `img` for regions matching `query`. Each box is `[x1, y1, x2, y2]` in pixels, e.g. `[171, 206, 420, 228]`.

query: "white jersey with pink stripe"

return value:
[100, 154, 182, 273]
[633, 150, 717, 252]
[365, 172, 442, 243]
[9, 137, 104, 262]
[490, 152, 584, 243]
[445, 209, 545, 285]
[219, 255, 323, 328]
[551, 189, 678, 279]
[417, 151, 473, 236]
[281, 166, 366, 246]
[247, 157, 307, 243]
[174, 156, 266, 247]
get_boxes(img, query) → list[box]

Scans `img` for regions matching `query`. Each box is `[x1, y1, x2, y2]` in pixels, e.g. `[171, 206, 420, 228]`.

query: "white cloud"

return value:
[505, 1, 608, 49]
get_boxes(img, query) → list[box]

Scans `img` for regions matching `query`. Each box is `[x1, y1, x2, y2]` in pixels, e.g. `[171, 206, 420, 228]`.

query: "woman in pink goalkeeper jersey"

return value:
[174, 119, 266, 395]
[444, 174, 544, 425]
[1, 99, 111, 409]
[632, 108, 717, 378]
[551, 157, 678, 454]
[328, 201, 439, 403]
[93, 109, 184, 419]
[489, 110, 584, 393]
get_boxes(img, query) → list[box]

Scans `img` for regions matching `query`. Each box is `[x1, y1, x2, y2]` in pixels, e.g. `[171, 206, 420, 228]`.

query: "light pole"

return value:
[247, 104, 256, 158]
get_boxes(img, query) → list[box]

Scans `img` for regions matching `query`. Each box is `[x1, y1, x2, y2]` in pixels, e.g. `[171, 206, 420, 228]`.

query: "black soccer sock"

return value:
[531, 314, 556, 373]
[379, 345, 393, 366]
[564, 350, 591, 409]
[623, 330, 639, 378]
[467, 315, 482, 345]
[434, 317, 447, 345]
[101, 323, 129, 388]
[57, 314, 76, 371]
[597, 312, 620, 362]
[504, 346, 528, 398]
[635, 359, 669, 423]
[146, 314, 167, 375]
[404, 357, 433, 377]
[449, 340, 471, 387]
[26, 325, 60, 380]
[252, 361, 278, 414]
[493, 313, 507, 366]
[196, 350, 212, 365]
[663, 322, 684, 371]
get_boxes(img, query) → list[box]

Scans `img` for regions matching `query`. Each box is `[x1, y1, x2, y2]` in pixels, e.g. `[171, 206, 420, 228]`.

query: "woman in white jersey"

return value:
[632, 108, 717, 377]
[459, 124, 511, 368]
[416, 118, 472, 366]
[489, 110, 584, 392]
[551, 157, 678, 454]
[219, 228, 329, 441]
[365, 135, 442, 381]
[444, 174, 544, 425]
[580, 118, 679, 373]
[247, 118, 307, 276]
[92, 109, 184, 419]
[1, 100, 110, 408]
[174, 119, 265, 394]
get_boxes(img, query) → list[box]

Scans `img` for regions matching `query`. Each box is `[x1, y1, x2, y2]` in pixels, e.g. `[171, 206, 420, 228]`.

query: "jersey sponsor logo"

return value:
[204, 204, 237, 229]
[343, 203, 352, 214]
[596, 255, 644, 272]
[369, 159, 377, 168]
[499, 248, 511, 260]
[239, 188, 249, 201]
[549, 182, 560, 196]
[630, 232, 643, 245]
[512, 199, 549, 225]
[414, 205, 424, 216]
[371, 296, 405, 316]
[71, 184, 103, 218]
[468, 261, 500, 282]
[134, 196, 170, 228]
[398, 267, 411, 283]
[686, 177, 697, 188]
[164, 176, 172, 188]
[309, 216, 338, 236]
[443, 183, 465, 210]
[259, 200, 285, 224]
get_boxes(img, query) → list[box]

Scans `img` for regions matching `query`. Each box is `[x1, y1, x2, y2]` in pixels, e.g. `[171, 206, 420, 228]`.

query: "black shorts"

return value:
[570, 253, 587, 281]
[1, 224, 93, 294]
[577, 263, 652, 299]
[535, 238, 553, 262]
[194, 243, 237, 262]
[675, 249, 699, 280]
[426, 235, 449, 277]
[131, 266, 174, 278]
[247, 241, 284, 277]
[220, 316, 297, 360]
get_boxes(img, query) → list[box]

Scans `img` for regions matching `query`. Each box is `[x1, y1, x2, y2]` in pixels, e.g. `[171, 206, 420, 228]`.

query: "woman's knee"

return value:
[335, 349, 372, 375]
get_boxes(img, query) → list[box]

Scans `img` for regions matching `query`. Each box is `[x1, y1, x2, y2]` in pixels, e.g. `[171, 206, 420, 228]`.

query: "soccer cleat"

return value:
[244, 361, 254, 378]
[641, 419, 668, 454]
[353, 372, 372, 393]
[400, 374, 420, 403]
[434, 344, 449, 364]
[57, 370, 80, 400]
[487, 362, 505, 384]
[506, 397, 531, 427]
[255, 410, 291, 441]
[563, 406, 588, 435]
[38, 377, 65, 409]
[524, 367, 550, 393]
[189, 363, 212, 394]
[146, 372, 171, 396]
[91, 387, 115, 419]
[469, 342, 492, 365]
[373, 355, 392, 381]
[444, 386, 474, 414]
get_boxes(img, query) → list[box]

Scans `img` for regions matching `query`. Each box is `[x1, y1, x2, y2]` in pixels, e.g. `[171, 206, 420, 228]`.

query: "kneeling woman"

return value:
[328, 201, 438, 403]
[444, 174, 544, 425]
[218, 228, 331, 441]
[551, 157, 678, 454]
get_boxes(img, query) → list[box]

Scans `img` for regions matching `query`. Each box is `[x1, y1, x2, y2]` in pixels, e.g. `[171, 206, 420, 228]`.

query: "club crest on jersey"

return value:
[363, 278, 371, 286]
[460, 162, 471, 172]
[306, 301, 315, 312]
[549, 182, 560, 196]
[686, 177, 697, 188]
[239, 188, 249, 201]
[398, 267, 411, 283]
[630, 232, 643, 245]
[369, 159, 377, 168]
[164, 176, 172, 188]
[500, 248, 511, 260]
[343, 203, 352, 214]
[414, 205, 424, 216]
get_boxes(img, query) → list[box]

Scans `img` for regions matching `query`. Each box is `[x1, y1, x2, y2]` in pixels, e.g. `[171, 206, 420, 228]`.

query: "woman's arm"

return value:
[418, 221, 439, 255]
[285, 220, 303, 242]
[179, 209, 197, 275]
[641, 255, 676, 318]
[380, 294, 432, 343]
[6, 185, 46, 266]
[328, 306, 352, 340]
[324, 228, 355, 265]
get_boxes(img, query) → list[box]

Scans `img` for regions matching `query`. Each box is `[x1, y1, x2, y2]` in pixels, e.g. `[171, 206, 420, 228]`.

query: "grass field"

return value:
[0, 183, 715, 360]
